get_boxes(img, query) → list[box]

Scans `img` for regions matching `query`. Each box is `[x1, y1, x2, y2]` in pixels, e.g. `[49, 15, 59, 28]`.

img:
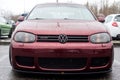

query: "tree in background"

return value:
[1, 0, 120, 21]
[86, 0, 120, 17]
[0, 9, 13, 19]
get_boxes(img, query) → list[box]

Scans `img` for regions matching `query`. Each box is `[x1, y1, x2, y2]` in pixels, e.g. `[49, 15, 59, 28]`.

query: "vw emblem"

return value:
[58, 34, 68, 44]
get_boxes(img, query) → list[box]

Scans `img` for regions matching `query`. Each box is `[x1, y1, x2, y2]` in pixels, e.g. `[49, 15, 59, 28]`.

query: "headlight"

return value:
[90, 33, 111, 43]
[14, 32, 36, 43]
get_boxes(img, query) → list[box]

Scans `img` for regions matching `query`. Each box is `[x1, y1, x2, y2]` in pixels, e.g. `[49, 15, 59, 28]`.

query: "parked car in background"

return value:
[0, 17, 12, 38]
[8, 20, 15, 38]
[9, 13, 28, 38]
[9, 3, 113, 74]
[15, 13, 28, 26]
[97, 14, 105, 23]
[104, 14, 120, 39]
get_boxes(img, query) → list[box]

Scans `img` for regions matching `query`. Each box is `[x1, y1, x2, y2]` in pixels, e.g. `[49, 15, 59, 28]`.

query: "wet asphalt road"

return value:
[0, 44, 120, 80]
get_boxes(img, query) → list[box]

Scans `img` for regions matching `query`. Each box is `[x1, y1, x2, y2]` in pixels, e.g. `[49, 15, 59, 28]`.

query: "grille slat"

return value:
[37, 35, 88, 42]
[38, 58, 87, 69]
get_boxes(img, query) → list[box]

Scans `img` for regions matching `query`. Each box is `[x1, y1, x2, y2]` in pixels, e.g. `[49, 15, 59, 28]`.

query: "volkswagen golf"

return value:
[9, 3, 113, 74]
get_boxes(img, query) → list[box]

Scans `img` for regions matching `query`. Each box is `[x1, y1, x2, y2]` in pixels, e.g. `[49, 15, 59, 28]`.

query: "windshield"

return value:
[27, 5, 95, 20]
[114, 15, 120, 22]
[0, 17, 7, 23]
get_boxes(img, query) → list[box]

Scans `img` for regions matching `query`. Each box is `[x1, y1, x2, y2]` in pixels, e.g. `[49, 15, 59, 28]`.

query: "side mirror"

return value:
[97, 14, 105, 23]
[97, 17, 105, 23]
[17, 16, 25, 22]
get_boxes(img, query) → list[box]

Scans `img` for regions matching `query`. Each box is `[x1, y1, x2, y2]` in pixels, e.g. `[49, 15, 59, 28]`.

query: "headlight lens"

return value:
[14, 32, 36, 43]
[90, 33, 111, 43]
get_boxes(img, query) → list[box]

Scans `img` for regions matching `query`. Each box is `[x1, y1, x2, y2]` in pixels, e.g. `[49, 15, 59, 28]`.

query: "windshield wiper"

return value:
[29, 18, 74, 20]
[63, 18, 74, 20]
[30, 18, 45, 20]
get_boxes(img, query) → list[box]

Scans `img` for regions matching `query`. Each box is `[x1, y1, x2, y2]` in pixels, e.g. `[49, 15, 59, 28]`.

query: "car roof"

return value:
[36, 3, 86, 8]
[107, 14, 120, 17]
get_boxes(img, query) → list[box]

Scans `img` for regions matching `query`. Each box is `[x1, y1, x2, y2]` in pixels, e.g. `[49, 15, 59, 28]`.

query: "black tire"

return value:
[117, 34, 120, 40]
[112, 37, 117, 40]
[8, 28, 12, 38]
[0, 29, 1, 38]
[8, 24, 16, 38]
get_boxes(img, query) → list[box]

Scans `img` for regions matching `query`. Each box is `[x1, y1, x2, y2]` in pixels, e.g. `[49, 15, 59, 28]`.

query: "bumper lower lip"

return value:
[13, 68, 112, 75]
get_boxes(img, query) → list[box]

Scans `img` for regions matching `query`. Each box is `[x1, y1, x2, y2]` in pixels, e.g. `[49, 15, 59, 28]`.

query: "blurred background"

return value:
[0, 0, 119, 22]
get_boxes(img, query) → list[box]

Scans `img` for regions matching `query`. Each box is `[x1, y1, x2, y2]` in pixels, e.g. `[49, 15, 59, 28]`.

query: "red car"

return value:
[9, 3, 113, 74]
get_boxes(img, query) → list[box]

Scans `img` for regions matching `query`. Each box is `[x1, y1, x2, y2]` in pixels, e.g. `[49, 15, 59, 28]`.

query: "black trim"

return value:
[13, 68, 112, 75]
[37, 35, 88, 43]
[0, 29, 1, 38]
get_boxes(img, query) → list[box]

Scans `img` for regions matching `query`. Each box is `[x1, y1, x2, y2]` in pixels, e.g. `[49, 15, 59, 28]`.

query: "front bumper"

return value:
[10, 42, 113, 73]
[0, 28, 11, 36]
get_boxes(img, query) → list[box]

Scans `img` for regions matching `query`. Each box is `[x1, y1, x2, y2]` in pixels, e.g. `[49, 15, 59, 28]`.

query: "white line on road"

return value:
[0, 66, 11, 68]
[114, 59, 120, 65]
[0, 55, 8, 62]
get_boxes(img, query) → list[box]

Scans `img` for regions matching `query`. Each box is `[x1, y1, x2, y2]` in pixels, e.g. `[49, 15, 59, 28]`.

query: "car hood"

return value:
[16, 20, 107, 35]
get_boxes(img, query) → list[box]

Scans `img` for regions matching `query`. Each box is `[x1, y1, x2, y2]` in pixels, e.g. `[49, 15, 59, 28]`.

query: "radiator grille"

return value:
[37, 35, 89, 43]
[38, 58, 87, 69]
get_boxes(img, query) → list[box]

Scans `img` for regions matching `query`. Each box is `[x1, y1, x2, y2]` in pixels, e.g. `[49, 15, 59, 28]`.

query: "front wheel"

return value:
[8, 28, 13, 38]
[0, 29, 1, 38]
[8, 34, 11, 38]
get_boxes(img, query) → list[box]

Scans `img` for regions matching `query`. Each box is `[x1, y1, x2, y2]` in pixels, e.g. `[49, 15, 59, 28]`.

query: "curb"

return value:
[0, 39, 11, 45]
